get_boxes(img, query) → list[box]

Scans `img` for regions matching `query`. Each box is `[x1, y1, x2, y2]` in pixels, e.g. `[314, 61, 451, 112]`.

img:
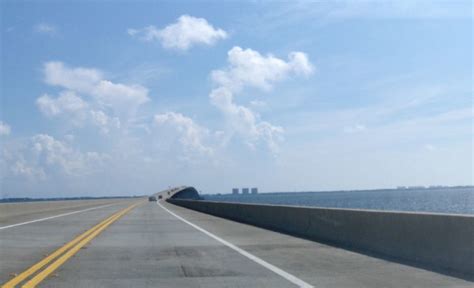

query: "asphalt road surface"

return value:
[1, 199, 471, 287]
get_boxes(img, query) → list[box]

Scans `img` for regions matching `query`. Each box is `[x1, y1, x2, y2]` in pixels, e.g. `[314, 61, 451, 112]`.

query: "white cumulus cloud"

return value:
[36, 90, 120, 134]
[40, 61, 148, 130]
[210, 47, 313, 152]
[128, 15, 227, 51]
[37, 91, 88, 117]
[0, 121, 11, 136]
[31, 134, 108, 176]
[43, 61, 149, 115]
[89, 110, 121, 134]
[211, 47, 313, 91]
[11, 160, 46, 180]
[154, 112, 212, 155]
[92, 80, 149, 113]
[44, 62, 102, 92]
[3, 134, 108, 180]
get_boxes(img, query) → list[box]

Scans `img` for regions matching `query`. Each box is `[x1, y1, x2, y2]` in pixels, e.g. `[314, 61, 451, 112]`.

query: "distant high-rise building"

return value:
[242, 188, 249, 195]
[232, 188, 239, 195]
[251, 187, 258, 194]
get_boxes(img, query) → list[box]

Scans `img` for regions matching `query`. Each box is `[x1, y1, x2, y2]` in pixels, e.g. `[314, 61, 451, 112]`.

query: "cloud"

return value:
[0, 121, 11, 136]
[3, 134, 108, 180]
[31, 134, 108, 177]
[34, 23, 57, 35]
[36, 90, 120, 134]
[44, 62, 103, 92]
[43, 61, 149, 109]
[37, 91, 88, 117]
[210, 47, 313, 152]
[1, 140, 45, 180]
[89, 110, 121, 134]
[154, 112, 212, 155]
[128, 15, 227, 50]
[210, 87, 284, 151]
[42, 61, 149, 120]
[11, 160, 46, 180]
[93, 80, 149, 113]
[212, 47, 313, 91]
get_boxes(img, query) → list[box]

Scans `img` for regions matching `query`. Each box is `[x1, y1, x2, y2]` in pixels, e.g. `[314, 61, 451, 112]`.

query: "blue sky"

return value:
[1, 1, 472, 197]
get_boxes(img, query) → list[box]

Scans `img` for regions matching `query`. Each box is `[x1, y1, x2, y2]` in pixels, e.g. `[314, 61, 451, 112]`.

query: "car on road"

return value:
[158, 195, 163, 199]
[148, 196, 157, 202]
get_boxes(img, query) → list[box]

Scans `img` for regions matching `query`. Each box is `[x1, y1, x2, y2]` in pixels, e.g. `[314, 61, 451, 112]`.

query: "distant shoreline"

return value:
[0, 195, 143, 203]
[206, 185, 474, 196]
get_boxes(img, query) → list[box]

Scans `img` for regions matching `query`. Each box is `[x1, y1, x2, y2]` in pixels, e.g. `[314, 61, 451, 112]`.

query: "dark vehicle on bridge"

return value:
[148, 196, 157, 202]
[158, 195, 163, 199]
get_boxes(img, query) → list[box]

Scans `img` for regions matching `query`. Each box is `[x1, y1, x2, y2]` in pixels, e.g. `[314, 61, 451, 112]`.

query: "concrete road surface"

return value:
[0, 199, 472, 287]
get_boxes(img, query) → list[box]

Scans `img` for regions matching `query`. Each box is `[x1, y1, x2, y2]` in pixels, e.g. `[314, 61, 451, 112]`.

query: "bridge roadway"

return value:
[0, 198, 472, 287]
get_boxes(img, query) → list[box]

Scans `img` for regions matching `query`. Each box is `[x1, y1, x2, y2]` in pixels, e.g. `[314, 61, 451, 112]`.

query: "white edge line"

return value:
[0, 203, 117, 230]
[158, 201, 314, 288]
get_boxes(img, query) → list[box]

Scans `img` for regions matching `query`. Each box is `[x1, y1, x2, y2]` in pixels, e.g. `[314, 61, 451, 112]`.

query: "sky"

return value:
[0, 1, 472, 198]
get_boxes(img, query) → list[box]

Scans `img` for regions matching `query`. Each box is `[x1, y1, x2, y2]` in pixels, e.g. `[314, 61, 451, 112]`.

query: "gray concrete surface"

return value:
[168, 199, 474, 277]
[37, 200, 295, 288]
[1, 194, 472, 287]
[0, 199, 135, 284]
[0, 199, 125, 227]
[5, 199, 469, 287]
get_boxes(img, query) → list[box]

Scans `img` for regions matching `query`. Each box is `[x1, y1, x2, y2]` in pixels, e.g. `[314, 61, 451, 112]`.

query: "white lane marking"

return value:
[158, 201, 314, 288]
[0, 203, 117, 230]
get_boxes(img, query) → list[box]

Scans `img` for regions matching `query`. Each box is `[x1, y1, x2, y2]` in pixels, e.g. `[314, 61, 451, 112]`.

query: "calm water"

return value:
[202, 187, 474, 215]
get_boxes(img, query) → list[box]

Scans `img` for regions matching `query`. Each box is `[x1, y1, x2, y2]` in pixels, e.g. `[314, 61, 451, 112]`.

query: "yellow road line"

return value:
[22, 203, 138, 288]
[2, 202, 140, 288]
[2, 210, 120, 288]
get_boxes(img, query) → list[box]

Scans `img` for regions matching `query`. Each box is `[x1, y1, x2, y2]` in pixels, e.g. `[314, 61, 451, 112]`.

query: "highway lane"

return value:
[0, 199, 136, 285]
[37, 200, 298, 288]
[0, 199, 127, 228]
[158, 202, 312, 288]
[1, 198, 472, 287]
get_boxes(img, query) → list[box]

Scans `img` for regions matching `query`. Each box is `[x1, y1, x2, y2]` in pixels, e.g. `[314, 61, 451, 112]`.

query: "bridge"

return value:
[1, 186, 472, 287]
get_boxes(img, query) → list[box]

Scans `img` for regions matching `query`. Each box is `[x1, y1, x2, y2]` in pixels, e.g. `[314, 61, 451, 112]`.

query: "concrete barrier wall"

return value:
[167, 199, 474, 277]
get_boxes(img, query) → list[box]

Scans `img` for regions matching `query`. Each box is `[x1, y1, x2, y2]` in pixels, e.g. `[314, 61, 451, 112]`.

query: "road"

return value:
[0, 199, 472, 287]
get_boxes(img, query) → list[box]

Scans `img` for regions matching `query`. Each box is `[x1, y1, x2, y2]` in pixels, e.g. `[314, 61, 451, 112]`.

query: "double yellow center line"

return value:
[2, 202, 140, 288]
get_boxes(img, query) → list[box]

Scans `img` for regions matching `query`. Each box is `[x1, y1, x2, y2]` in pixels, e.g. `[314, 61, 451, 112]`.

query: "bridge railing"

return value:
[167, 198, 474, 279]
